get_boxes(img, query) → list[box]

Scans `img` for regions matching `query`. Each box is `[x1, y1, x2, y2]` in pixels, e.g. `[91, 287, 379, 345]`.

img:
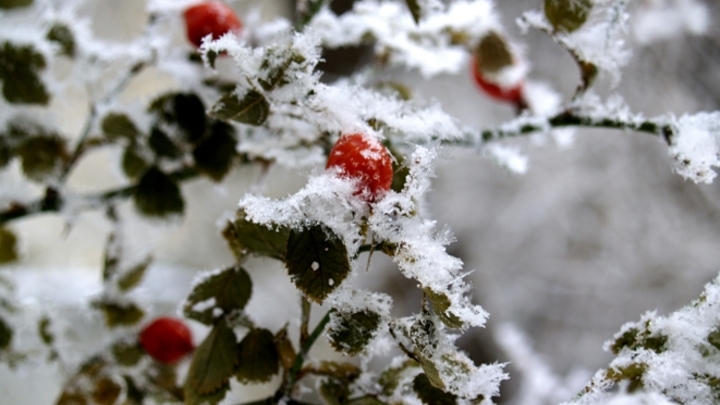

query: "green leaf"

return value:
[0, 315, 12, 349]
[18, 135, 66, 182]
[474, 31, 513, 74]
[192, 121, 237, 181]
[0, 137, 12, 169]
[121, 145, 149, 179]
[38, 316, 54, 345]
[379, 360, 419, 396]
[347, 397, 388, 405]
[149, 93, 207, 143]
[46, 23, 76, 57]
[91, 376, 122, 405]
[423, 288, 463, 329]
[235, 328, 280, 384]
[274, 327, 297, 372]
[412, 373, 457, 405]
[0, 41, 50, 105]
[101, 113, 140, 140]
[184, 380, 229, 405]
[117, 256, 152, 292]
[149, 126, 181, 159]
[210, 89, 270, 126]
[183, 265, 252, 325]
[133, 167, 185, 217]
[319, 378, 350, 405]
[405, 0, 422, 24]
[0, 0, 33, 9]
[232, 210, 290, 260]
[0, 227, 18, 264]
[111, 341, 144, 367]
[186, 321, 238, 395]
[544, 0, 592, 33]
[328, 310, 381, 355]
[92, 301, 144, 328]
[285, 225, 350, 303]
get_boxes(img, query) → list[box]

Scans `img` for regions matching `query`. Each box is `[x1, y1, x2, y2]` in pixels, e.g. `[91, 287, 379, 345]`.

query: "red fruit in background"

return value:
[326, 133, 394, 202]
[184, 1, 242, 48]
[139, 317, 194, 364]
[470, 55, 524, 104]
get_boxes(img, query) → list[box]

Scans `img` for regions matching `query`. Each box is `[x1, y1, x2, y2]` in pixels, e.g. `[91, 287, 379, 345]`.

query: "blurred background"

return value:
[2, 0, 720, 403]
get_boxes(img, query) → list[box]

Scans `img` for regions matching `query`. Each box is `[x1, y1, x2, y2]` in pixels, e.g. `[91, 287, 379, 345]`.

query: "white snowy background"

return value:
[1, 0, 720, 404]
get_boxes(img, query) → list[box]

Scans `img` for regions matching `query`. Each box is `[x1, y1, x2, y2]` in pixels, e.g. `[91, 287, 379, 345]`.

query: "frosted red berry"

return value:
[139, 317, 194, 364]
[470, 55, 524, 104]
[184, 2, 242, 48]
[326, 133, 394, 202]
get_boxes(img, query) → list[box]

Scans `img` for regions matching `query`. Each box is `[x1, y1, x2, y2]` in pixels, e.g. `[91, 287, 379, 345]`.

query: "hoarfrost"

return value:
[668, 112, 720, 184]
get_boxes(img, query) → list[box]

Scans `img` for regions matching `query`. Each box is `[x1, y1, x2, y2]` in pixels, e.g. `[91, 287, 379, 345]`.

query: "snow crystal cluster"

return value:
[668, 112, 720, 184]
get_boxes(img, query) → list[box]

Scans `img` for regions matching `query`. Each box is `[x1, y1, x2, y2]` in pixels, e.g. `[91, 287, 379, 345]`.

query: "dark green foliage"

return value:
[328, 310, 381, 355]
[544, 0, 592, 33]
[285, 225, 350, 303]
[18, 135, 66, 182]
[235, 328, 280, 383]
[0, 315, 12, 349]
[148, 126, 181, 159]
[211, 89, 269, 126]
[192, 121, 237, 181]
[133, 167, 184, 217]
[183, 265, 252, 325]
[413, 373, 457, 405]
[92, 301, 144, 328]
[0, 41, 49, 104]
[101, 113, 140, 140]
[230, 210, 290, 260]
[47, 23, 76, 57]
[186, 321, 238, 396]
[0, 227, 18, 264]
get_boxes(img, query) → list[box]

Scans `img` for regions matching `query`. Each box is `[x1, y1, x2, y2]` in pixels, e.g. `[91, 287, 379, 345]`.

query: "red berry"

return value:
[326, 133, 394, 202]
[470, 55, 524, 104]
[184, 2, 242, 48]
[139, 317, 194, 364]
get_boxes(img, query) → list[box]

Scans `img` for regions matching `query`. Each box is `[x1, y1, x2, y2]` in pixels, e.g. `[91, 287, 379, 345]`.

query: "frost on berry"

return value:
[183, 1, 242, 48]
[326, 133, 394, 203]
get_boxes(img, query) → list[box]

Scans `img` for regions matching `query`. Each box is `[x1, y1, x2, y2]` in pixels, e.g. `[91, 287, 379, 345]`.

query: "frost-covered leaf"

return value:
[192, 121, 237, 181]
[211, 89, 270, 126]
[235, 328, 279, 384]
[93, 301, 144, 328]
[18, 135, 66, 182]
[101, 113, 140, 140]
[257, 50, 306, 91]
[111, 340, 144, 367]
[424, 289, 463, 329]
[347, 397, 388, 405]
[0, 227, 18, 264]
[133, 167, 184, 217]
[0, 0, 33, 9]
[0, 315, 12, 349]
[149, 127, 181, 159]
[232, 210, 290, 260]
[47, 23, 76, 57]
[413, 373, 457, 405]
[328, 310, 381, 355]
[117, 256, 151, 292]
[544, 0, 592, 33]
[0, 42, 49, 105]
[121, 145, 149, 179]
[183, 266, 252, 325]
[286, 225, 350, 303]
[320, 378, 349, 405]
[186, 321, 237, 395]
